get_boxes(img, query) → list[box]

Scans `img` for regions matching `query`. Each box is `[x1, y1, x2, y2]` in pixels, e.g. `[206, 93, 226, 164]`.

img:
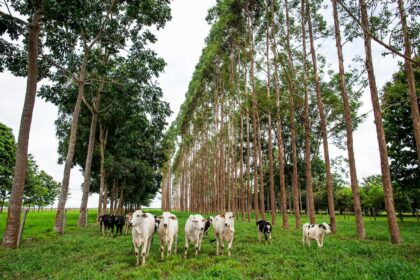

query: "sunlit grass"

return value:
[0, 210, 419, 279]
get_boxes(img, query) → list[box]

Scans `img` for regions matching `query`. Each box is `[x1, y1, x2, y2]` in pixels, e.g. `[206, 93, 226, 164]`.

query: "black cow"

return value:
[256, 219, 272, 244]
[113, 216, 125, 237]
[99, 214, 115, 236]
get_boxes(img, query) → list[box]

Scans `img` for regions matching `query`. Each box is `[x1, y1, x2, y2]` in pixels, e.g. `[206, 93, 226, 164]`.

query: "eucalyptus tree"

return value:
[397, 0, 420, 164]
[299, 0, 315, 224]
[331, 0, 365, 239]
[305, 0, 336, 232]
[358, 0, 400, 244]
[270, 0, 288, 229]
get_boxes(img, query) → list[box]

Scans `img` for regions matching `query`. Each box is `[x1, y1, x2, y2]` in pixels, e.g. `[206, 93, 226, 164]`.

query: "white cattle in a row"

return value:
[213, 212, 235, 256]
[131, 210, 155, 266]
[184, 214, 208, 258]
[302, 223, 332, 248]
[157, 212, 178, 260]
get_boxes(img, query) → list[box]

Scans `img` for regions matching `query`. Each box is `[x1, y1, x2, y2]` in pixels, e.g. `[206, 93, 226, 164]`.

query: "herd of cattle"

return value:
[99, 211, 332, 266]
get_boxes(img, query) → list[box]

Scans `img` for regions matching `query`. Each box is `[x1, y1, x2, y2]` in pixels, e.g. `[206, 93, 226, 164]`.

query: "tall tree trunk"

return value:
[300, 0, 315, 224]
[240, 112, 245, 221]
[331, 0, 365, 239]
[102, 182, 108, 215]
[247, 10, 261, 221]
[284, 0, 301, 229]
[265, 4, 276, 225]
[306, 0, 336, 232]
[397, 0, 420, 164]
[55, 50, 89, 233]
[78, 82, 103, 227]
[271, 0, 288, 229]
[3, 10, 41, 248]
[359, 0, 400, 244]
[246, 112, 253, 222]
[97, 124, 107, 221]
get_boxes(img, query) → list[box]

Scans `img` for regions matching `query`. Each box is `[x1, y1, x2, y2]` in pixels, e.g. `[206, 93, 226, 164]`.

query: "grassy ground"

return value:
[0, 210, 419, 280]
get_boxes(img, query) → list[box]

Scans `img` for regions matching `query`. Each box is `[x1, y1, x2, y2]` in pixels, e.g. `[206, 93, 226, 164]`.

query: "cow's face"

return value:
[264, 222, 272, 234]
[158, 212, 177, 229]
[224, 212, 235, 231]
[191, 216, 207, 232]
[320, 223, 332, 234]
[131, 210, 145, 226]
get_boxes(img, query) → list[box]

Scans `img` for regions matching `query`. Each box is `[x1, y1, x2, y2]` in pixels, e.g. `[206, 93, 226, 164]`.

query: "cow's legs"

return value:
[195, 236, 199, 256]
[220, 235, 224, 256]
[319, 236, 324, 247]
[146, 236, 152, 256]
[167, 238, 172, 256]
[269, 233, 272, 245]
[134, 241, 140, 266]
[141, 240, 148, 266]
[258, 230, 261, 242]
[174, 234, 178, 254]
[227, 235, 234, 257]
[160, 239, 165, 261]
[184, 237, 189, 259]
[215, 233, 220, 256]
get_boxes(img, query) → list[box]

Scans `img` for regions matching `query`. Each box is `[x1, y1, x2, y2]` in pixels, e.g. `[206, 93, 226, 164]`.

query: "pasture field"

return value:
[0, 210, 419, 280]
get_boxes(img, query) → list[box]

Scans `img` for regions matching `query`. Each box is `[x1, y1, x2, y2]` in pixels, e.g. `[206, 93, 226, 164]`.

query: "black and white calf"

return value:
[302, 223, 332, 248]
[256, 219, 272, 244]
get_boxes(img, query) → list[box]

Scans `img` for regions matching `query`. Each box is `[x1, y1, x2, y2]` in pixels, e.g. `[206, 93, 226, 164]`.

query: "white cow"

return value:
[184, 214, 207, 258]
[131, 210, 155, 266]
[302, 223, 332, 248]
[157, 212, 178, 261]
[213, 212, 235, 256]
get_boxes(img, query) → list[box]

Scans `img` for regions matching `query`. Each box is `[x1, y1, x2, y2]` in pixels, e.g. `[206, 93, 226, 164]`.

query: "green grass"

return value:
[0, 210, 419, 279]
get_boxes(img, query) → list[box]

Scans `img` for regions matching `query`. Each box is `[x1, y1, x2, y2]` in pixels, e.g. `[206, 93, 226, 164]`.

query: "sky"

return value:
[0, 0, 401, 209]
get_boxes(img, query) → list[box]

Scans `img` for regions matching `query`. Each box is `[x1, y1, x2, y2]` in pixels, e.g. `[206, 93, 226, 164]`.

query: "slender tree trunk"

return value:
[246, 112, 253, 222]
[300, 0, 315, 224]
[247, 10, 261, 221]
[284, 0, 301, 229]
[55, 50, 89, 233]
[359, 0, 400, 244]
[332, 0, 365, 239]
[102, 182, 108, 215]
[271, 1, 288, 229]
[97, 124, 107, 221]
[265, 5, 276, 225]
[240, 112, 245, 221]
[3, 10, 41, 248]
[397, 0, 420, 164]
[78, 82, 103, 227]
[306, 0, 336, 232]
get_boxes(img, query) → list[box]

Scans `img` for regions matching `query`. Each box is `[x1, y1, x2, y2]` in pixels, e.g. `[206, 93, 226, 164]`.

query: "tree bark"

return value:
[266, 4, 276, 225]
[284, 0, 301, 229]
[3, 10, 41, 248]
[247, 11, 260, 221]
[271, 1, 288, 229]
[331, 0, 365, 239]
[78, 81, 103, 227]
[306, 0, 336, 232]
[359, 0, 400, 244]
[397, 0, 420, 165]
[300, 0, 315, 224]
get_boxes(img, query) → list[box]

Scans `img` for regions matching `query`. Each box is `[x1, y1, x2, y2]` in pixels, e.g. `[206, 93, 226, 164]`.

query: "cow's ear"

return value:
[158, 216, 163, 220]
[170, 216, 177, 220]
[220, 215, 225, 218]
[142, 213, 148, 218]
